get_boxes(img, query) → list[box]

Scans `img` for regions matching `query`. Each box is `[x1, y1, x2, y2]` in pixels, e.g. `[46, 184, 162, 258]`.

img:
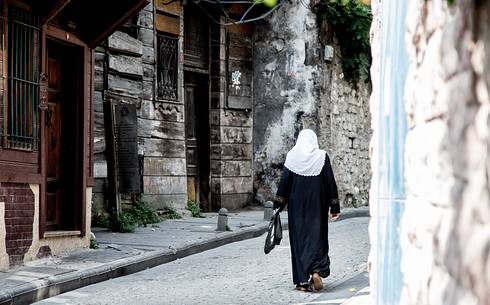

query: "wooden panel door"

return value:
[185, 82, 198, 203]
[184, 72, 210, 208]
[45, 57, 62, 230]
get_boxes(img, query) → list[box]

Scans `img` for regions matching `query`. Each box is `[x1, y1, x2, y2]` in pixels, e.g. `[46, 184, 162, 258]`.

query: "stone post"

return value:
[216, 208, 228, 231]
[264, 201, 274, 221]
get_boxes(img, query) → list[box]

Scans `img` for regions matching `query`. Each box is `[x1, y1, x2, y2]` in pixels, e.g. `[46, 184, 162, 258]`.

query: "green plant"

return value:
[127, 202, 160, 226]
[89, 233, 99, 249]
[91, 212, 110, 228]
[187, 200, 205, 218]
[96, 202, 161, 233]
[110, 212, 137, 233]
[159, 206, 182, 220]
[318, 0, 372, 85]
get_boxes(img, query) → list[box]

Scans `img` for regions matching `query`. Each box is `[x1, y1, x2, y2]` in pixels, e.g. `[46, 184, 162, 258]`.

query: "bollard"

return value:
[264, 201, 274, 221]
[217, 208, 229, 231]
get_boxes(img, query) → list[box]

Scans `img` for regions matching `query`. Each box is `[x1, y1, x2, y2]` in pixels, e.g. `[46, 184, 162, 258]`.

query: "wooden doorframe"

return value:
[39, 26, 89, 237]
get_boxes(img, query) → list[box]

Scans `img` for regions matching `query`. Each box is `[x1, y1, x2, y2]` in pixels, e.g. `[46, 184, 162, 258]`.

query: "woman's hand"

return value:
[330, 213, 340, 222]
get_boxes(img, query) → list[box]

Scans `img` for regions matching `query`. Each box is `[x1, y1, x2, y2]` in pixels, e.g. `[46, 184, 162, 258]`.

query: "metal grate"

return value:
[156, 33, 178, 100]
[5, 6, 40, 150]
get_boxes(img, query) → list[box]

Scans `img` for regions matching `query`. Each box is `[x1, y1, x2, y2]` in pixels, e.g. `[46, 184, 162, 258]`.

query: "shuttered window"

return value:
[0, 5, 40, 150]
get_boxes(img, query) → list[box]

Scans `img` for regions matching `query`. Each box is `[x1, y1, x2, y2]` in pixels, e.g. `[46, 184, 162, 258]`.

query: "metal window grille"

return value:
[156, 33, 178, 100]
[3, 6, 40, 150]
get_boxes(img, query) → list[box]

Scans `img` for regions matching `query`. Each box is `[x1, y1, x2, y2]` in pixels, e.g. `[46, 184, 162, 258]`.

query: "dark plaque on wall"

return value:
[113, 103, 140, 193]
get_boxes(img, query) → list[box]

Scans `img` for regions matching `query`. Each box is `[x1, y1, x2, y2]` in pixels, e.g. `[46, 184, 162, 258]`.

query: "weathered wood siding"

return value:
[209, 20, 254, 210]
[92, 0, 188, 212]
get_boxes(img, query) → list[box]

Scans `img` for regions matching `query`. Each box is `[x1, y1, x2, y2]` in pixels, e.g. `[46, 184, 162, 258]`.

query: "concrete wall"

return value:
[253, 0, 371, 206]
[0, 184, 91, 271]
[24, 186, 91, 263]
[0, 201, 9, 271]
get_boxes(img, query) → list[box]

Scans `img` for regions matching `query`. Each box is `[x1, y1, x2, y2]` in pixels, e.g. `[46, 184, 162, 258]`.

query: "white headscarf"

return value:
[284, 129, 326, 176]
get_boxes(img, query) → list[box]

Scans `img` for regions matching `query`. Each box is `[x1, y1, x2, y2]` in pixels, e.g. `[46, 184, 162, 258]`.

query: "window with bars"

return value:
[156, 33, 178, 100]
[0, 5, 40, 150]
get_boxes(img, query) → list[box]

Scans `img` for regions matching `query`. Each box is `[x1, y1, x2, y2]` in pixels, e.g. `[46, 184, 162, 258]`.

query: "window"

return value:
[0, 6, 40, 150]
[119, 14, 140, 39]
[156, 33, 178, 100]
[183, 7, 208, 69]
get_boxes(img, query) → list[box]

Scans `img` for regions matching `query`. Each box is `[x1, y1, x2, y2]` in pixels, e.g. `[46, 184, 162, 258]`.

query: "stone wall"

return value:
[399, 1, 490, 304]
[253, 0, 371, 206]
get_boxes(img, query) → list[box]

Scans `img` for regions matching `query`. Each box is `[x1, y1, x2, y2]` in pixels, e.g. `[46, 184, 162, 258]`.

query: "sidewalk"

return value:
[0, 207, 368, 305]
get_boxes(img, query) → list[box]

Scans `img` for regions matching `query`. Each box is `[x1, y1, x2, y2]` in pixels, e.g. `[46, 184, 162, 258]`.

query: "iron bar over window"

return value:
[4, 6, 40, 150]
[156, 33, 178, 101]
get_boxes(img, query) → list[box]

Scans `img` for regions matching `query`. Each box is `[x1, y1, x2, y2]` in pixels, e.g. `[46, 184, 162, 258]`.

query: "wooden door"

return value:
[185, 82, 198, 203]
[184, 72, 210, 208]
[44, 39, 84, 232]
[45, 57, 62, 230]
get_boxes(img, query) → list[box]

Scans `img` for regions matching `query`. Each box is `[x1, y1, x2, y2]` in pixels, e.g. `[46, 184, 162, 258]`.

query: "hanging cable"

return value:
[196, 0, 284, 25]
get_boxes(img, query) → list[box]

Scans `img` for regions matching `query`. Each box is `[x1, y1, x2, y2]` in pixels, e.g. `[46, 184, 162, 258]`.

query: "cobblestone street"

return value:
[33, 217, 369, 305]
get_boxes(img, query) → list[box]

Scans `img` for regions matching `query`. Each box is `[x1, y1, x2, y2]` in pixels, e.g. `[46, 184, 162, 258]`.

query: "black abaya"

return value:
[274, 153, 340, 285]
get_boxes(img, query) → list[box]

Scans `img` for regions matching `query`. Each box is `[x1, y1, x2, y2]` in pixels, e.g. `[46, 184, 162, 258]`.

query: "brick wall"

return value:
[0, 183, 34, 266]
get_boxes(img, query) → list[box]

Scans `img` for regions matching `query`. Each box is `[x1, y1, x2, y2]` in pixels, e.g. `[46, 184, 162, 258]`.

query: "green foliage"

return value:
[109, 212, 137, 233]
[187, 200, 205, 218]
[318, 0, 372, 85]
[447, 0, 455, 5]
[93, 202, 161, 233]
[91, 212, 110, 228]
[90, 234, 99, 249]
[127, 202, 161, 226]
[159, 205, 182, 220]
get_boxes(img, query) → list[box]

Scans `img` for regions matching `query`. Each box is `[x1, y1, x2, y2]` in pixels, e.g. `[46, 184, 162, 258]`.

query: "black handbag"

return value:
[264, 210, 282, 254]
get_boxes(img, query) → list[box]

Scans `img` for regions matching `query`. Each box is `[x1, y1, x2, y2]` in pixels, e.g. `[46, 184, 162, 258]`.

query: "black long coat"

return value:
[275, 154, 340, 285]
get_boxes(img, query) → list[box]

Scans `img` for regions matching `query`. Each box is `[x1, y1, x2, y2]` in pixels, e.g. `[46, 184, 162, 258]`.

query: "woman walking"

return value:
[274, 129, 340, 292]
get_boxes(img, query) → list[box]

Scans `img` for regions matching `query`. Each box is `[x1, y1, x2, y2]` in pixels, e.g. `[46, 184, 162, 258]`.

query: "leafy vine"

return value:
[316, 0, 372, 85]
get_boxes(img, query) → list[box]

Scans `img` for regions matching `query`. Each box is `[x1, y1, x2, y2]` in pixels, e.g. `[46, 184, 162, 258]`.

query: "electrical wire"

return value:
[239, 2, 257, 22]
[196, 0, 284, 25]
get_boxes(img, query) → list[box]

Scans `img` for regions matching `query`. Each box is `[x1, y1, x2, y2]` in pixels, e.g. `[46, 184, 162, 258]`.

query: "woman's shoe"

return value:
[295, 283, 312, 292]
[311, 272, 323, 291]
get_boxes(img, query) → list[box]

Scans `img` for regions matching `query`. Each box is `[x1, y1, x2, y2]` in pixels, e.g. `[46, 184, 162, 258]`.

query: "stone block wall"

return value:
[253, 0, 371, 206]
[368, 0, 490, 304]
[398, 1, 490, 304]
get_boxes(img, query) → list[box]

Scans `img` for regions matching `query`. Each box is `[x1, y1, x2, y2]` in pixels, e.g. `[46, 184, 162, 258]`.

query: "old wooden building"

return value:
[0, 0, 148, 269]
[93, 0, 255, 214]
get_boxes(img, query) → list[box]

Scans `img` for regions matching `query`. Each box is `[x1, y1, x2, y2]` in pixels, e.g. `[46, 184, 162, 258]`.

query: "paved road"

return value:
[34, 217, 369, 305]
